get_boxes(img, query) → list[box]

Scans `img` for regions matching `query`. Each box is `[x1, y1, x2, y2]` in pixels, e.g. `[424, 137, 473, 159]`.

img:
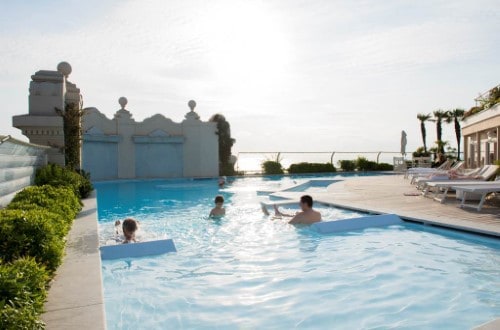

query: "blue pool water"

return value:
[96, 176, 500, 329]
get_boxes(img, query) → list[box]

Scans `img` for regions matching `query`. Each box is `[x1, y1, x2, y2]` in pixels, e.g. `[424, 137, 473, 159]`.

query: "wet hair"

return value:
[215, 195, 224, 204]
[300, 195, 313, 208]
[122, 218, 138, 237]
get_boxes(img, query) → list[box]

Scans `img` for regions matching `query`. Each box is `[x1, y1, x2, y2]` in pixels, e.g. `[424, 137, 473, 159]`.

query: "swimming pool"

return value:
[96, 175, 500, 329]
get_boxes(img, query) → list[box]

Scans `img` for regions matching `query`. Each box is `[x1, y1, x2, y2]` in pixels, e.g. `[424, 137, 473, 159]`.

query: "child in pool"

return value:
[122, 218, 139, 243]
[209, 195, 225, 217]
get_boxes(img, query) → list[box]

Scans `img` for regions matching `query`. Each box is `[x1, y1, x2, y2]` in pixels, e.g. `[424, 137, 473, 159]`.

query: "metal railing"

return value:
[235, 151, 405, 174]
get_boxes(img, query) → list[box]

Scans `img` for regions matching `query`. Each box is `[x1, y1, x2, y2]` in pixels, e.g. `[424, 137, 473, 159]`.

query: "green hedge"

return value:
[339, 158, 394, 171]
[0, 258, 48, 330]
[355, 157, 393, 171]
[262, 160, 284, 175]
[339, 160, 356, 171]
[9, 185, 81, 221]
[35, 163, 93, 199]
[288, 162, 336, 173]
[0, 168, 88, 328]
[375, 163, 394, 171]
[0, 209, 65, 273]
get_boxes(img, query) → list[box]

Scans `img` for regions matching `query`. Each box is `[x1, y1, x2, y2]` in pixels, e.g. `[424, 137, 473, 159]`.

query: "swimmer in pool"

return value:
[273, 195, 321, 225]
[209, 195, 226, 217]
[122, 218, 139, 243]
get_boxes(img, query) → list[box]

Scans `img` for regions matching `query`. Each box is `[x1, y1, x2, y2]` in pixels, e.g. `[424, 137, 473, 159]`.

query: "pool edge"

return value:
[42, 190, 107, 330]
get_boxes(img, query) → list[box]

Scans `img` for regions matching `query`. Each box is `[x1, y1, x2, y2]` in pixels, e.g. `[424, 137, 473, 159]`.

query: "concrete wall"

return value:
[81, 100, 218, 180]
[0, 136, 48, 207]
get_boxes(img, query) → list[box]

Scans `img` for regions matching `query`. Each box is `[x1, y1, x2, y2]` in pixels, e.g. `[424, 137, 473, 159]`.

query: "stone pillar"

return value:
[114, 97, 136, 178]
[475, 132, 481, 167]
[495, 126, 500, 160]
[182, 100, 218, 177]
[12, 61, 82, 166]
[463, 136, 468, 167]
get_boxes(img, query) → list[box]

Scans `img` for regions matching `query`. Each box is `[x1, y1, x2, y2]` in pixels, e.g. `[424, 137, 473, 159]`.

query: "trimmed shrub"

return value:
[35, 163, 93, 199]
[0, 258, 48, 313]
[288, 162, 336, 174]
[355, 157, 378, 171]
[0, 302, 45, 330]
[262, 160, 284, 175]
[339, 160, 355, 171]
[10, 185, 81, 221]
[0, 209, 65, 272]
[376, 163, 394, 171]
[6, 202, 71, 238]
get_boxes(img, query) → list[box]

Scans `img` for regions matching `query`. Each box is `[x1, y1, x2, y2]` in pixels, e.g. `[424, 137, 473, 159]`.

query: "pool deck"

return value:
[42, 191, 106, 329]
[42, 174, 499, 329]
[274, 174, 500, 237]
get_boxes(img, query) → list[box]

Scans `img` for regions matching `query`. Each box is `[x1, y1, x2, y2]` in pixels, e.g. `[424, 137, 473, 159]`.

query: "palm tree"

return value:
[446, 108, 465, 160]
[416, 113, 431, 153]
[433, 110, 448, 154]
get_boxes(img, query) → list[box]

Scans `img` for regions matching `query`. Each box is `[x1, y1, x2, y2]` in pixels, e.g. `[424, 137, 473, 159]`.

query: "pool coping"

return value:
[42, 191, 106, 330]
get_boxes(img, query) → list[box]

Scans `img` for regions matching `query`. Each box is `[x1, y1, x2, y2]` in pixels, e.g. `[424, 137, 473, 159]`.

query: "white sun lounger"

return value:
[405, 159, 453, 179]
[425, 180, 499, 203]
[406, 161, 461, 183]
[416, 165, 496, 191]
[452, 183, 500, 211]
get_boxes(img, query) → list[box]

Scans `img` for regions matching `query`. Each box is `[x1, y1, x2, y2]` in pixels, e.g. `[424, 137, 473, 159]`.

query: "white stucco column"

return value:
[496, 126, 499, 162]
[181, 100, 218, 177]
[114, 97, 136, 179]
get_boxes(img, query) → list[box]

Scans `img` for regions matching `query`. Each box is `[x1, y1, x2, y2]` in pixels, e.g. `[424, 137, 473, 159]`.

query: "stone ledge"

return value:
[42, 191, 106, 329]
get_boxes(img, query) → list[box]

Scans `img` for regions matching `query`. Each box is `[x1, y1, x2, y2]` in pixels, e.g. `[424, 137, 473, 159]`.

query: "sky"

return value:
[1, 0, 499, 159]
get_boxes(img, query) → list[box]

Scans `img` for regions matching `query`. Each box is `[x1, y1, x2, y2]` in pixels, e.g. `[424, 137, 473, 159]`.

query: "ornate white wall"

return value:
[12, 62, 220, 180]
[82, 98, 219, 180]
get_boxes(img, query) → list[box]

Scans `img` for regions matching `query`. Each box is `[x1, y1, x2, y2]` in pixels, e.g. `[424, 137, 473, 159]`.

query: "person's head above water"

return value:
[299, 195, 313, 211]
[214, 195, 224, 205]
[122, 218, 138, 241]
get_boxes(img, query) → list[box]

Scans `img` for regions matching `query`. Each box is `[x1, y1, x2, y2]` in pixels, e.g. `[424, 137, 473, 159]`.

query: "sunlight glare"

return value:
[196, 1, 292, 95]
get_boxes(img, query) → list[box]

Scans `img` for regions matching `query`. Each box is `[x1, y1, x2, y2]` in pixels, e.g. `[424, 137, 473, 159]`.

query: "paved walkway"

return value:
[42, 192, 106, 330]
[274, 174, 500, 236]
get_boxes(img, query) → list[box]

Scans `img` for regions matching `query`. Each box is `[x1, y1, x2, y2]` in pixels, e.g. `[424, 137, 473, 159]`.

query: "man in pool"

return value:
[273, 195, 322, 225]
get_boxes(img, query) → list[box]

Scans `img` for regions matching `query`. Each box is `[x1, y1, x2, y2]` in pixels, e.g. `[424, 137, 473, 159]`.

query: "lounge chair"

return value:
[414, 165, 485, 190]
[426, 180, 498, 203]
[452, 182, 500, 211]
[420, 165, 499, 201]
[408, 161, 463, 184]
[405, 159, 452, 179]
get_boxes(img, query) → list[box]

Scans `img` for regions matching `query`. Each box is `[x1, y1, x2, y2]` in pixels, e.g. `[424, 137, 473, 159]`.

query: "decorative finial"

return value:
[57, 62, 72, 78]
[118, 97, 128, 110]
[188, 100, 196, 112]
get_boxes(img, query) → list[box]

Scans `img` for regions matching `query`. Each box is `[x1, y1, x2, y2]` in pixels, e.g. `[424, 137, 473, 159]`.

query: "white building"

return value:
[12, 62, 219, 180]
[462, 86, 499, 168]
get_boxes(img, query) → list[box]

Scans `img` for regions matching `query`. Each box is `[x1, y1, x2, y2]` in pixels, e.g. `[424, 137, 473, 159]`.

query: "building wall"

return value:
[462, 103, 500, 168]
[11, 63, 219, 180]
[81, 103, 218, 180]
[0, 136, 48, 207]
